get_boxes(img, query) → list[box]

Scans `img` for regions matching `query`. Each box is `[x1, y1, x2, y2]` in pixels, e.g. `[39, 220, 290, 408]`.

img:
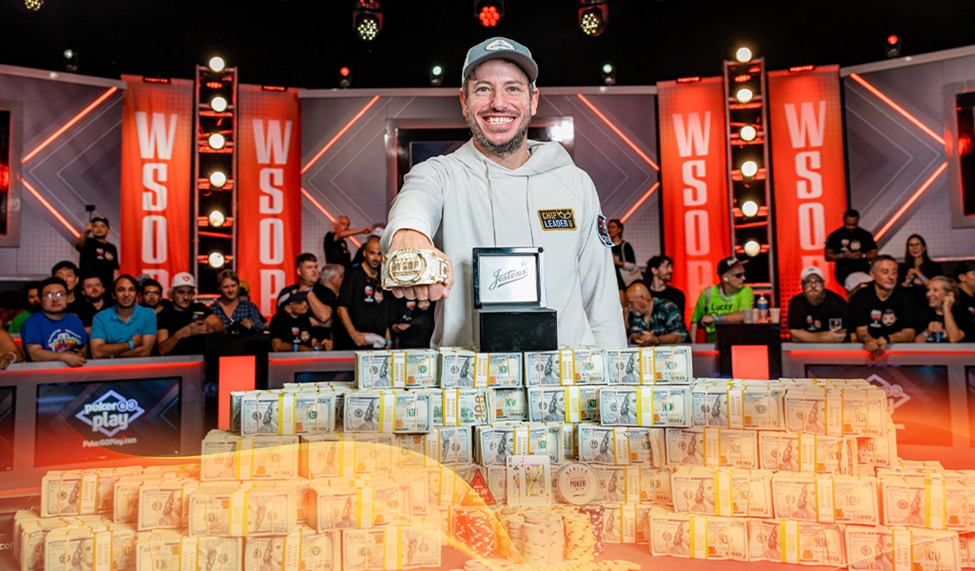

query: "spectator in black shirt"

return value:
[608, 219, 639, 299]
[787, 266, 855, 343]
[323, 216, 371, 270]
[825, 209, 878, 287]
[900, 234, 942, 304]
[954, 261, 975, 329]
[139, 278, 170, 314]
[915, 277, 971, 343]
[393, 298, 437, 349]
[644, 255, 686, 317]
[289, 253, 334, 326]
[75, 216, 119, 291]
[850, 255, 916, 356]
[156, 273, 225, 356]
[314, 263, 345, 342]
[52, 260, 96, 330]
[80, 275, 114, 313]
[337, 236, 391, 349]
[269, 287, 326, 352]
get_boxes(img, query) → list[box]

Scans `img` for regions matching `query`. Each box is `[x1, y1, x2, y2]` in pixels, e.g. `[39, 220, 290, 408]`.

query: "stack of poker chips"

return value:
[563, 512, 596, 562]
[521, 511, 564, 568]
[457, 507, 498, 558]
[579, 505, 606, 556]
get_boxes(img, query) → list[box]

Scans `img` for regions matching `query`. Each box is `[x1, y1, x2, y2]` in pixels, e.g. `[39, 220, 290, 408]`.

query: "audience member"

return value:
[337, 236, 391, 349]
[81, 275, 114, 312]
[850, 255, 916, 357]
[392, 298, 437, 349]
[900, 234, 942, 303]
[914, 277, 971, 343]
[90, 275, 157, 358]
[8, 281, 41, 334]
[0, 327, 22, 369]
[644, 255, 686, 317]
[625, 282, 688, 345]
[690, 256, 755, 343]
[21, 277, 88, 367]
[139, 278, 169, 314]
[317, 264, 345, 332]
[825, 209, 878, 287]
[269, 287, 327, 352]
[844, 272, 874, 301]
[0, 290, 28, 331]
[210, 270, 265, 332]
[953, 261, 975, 326]
[290, 253, 334, 325]
[608, 219, 640, 296]
[351, 226, 385, 267]
[787, 266, 854, 343]
[323, 216, 371, 270]
[156, 273, 225, 356]
[75, 216, 120, 291]
[52, 261, 97, 328]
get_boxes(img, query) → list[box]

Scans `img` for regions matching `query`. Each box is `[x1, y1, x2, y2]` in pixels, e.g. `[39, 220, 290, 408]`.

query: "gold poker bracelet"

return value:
[382, 248, 451, 289]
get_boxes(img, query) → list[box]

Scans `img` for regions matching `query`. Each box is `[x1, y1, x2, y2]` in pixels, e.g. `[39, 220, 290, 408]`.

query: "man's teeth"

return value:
[486, 117, 513, 125]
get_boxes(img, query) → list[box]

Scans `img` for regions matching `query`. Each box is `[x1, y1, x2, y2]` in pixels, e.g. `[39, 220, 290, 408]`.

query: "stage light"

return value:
[740, 161, 758, 177]
[476, 0, 503, 27]
[208, 133, 226, 150]
[736, 88, 754, 103]
[741, 200, 759, 218]
[208, 57, 226, 72]
[24, 0, 43, 10]
[210, 96, 228, 113]
[740, 125, 757, 142]
[601, 63, 616, 86]
[886, 34, 901, 58]
[430, 65, 444, 87]
[338, 66, 352, 88]
[208, 252, 226, 269]
[356, 13, 380, 40]
[353, 0, 382, 41]
[735, 47, 752, 63]
[62, 49, 78, 73]
[743, 240, 761, 257]
[209, 171, 228, 189]
[208, 210, 226, 228]
[579, 1, 609, 37]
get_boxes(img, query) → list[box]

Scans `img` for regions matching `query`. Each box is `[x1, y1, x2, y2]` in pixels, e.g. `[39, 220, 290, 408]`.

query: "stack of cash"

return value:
[44, 524, 137, 571]
[434, 388, 489, 426]
[783, 386, 888, 437]
[487, 387, 528, 423]
[844, 525, 961, 571]
[605, 346, 693, 385]
[665, 427, 759, 469]
[341, 522, 442, 570]
[200, 430, 299, 481]
[598, 503, 652, 544]
[135, 531, 242, 571]
[342, 391, 433, 433]
[577, 425, 665, 466]
[232, 389, 338, 436]
[441, 350, 523, 389]
[242, 527, 340, 571]
[671, 466, 773, 518]
[423, 426, 474, 466]
[747, 518, 846, 566]
[857, 421, 898, 468]
[306, 482, 412, 531]
[772, 472, 879, 524]
[187, 482, 297, 537]
[15, 511, 119, 571]
[880, 473, 975, 530]
[524, 347, 607, 386]
[758, 431, 858, 475]
[599, 386, 691, 427]
[591, 466, 642, 504]
[648, 507, 748, 560]
[355, 350, 440, 389]
[475, 424, 557, 466]
[526, 387, 595, 424]
[690, 382, 786, 430]
[138, 479, 200, 531]
[40, 467, 143, 517]
[300, 433, 395, 478]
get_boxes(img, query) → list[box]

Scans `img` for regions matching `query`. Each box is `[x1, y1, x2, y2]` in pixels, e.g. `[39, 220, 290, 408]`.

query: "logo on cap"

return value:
[182, 275, 190, 282]
[485, 39, 514, 51]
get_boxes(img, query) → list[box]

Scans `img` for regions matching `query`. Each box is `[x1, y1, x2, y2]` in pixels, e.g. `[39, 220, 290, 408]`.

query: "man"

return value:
[90, 275, 157, 358]
[156, 273, 225, 356]
[689, 256, 755, 343]
[850, 255, 916, 357]
[21, 277, 88, 367]
[80, 275, 114, 312]
[289, 253, 334, 325]
[52, 261, 96, 328]
[268, 287, 325, 352]
[954, 261, 975, 328]
[825, 209, 878, 287]
[7, 282, 40, 334]
[139, 278, 169, 314]
[644, 255, 686, 316]
[75, 217, 120, 291]
[392, 298, 436, 349]
[915, 276, 972, 343]
[337, 236, 391, 349]
[323, 216, 371, 269]
[787, 266, 855, 343]
[625, 282, 688, 345]
[315, 263, 345, 342]
[380, 37, 625, 349]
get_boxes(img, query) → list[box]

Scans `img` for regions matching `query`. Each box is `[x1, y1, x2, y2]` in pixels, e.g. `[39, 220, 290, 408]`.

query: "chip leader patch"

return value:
[537, 208, 576, 231]
[597, 214, 613, 247]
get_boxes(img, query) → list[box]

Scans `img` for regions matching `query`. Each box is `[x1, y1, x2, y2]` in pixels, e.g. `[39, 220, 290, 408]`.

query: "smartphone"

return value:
[192, 312, 205, 322]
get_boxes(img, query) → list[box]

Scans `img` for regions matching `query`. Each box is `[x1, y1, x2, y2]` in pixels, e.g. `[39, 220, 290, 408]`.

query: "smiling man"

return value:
[380, 37, 625, 349]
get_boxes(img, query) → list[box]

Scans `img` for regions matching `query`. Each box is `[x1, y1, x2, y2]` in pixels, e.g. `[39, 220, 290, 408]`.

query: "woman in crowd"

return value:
[915, 276, 971, 343]
[608, 219, 640, 306]
[900, 234, 942, 303]
[209, 270, 265, 332]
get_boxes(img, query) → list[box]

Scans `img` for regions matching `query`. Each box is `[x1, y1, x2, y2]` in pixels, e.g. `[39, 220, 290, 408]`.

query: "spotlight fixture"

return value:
[601, 63, 616, 86]
[740, 161, 758, 177]
[208, 133, 226, 150]
[210, 96, 228, 113]
[740, 200, 759, 218]
[338, 66, 352, 89]
[885, 34, 901, 59]
[743, 240, 761, 258]
[208, 57, 226, 73]
[354, 0, 382, 41]
[578, 0, 609, 37]
[24, 0, 43, 10]
[209, 171, 228, 189]
[739, 125, 757, 142]
[475, 0, 503, 27]
[62, 49, 78, 73]
[735, 47, 752, 63]
[735, 88, 754, 103]
[208, 210, 226, 228]
[430, 65, 444, 87]
[208, 252, 226, 269]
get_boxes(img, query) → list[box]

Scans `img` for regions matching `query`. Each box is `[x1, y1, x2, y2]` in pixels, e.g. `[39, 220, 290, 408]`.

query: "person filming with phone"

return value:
[156, 273, 225, 356]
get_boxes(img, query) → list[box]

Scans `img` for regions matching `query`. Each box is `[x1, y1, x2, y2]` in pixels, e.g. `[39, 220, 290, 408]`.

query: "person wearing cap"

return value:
[844, 271, 874, 301]
[849, 255, 916, 357]
[156, 272, 225, 356]
[689, 256, 755, 343]
[324, 216, 372, 270]
[268, 287, 328, 352]
[380, 37, 625, 349]
[787, 266, 855, 343]
[954, 260, 975, 327]
[75, 216, 120, 292]
[825, 209, 878, 288]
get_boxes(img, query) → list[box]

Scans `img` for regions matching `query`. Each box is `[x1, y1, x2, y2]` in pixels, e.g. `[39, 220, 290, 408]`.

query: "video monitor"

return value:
[294, 371, 354, 384]
[35, 378, 182, 467]
[0, 386, 13, 471]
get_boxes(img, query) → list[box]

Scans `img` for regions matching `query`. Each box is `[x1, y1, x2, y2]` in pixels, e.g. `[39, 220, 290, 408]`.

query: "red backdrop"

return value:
[768, 66, 848, 319]
[119, 76, 194, 289]
[657, 78, 732, 322]
[236, 86, 302, 315]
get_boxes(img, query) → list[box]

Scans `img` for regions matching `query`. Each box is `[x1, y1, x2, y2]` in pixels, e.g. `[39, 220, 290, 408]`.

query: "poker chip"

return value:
[579, 504, 605, 555]
[457, 507, 498, 558]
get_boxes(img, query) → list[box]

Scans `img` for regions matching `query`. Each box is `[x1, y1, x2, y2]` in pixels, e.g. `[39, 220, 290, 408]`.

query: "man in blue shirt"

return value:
[21, 277, 88, 367]
[90, 275, 158, 359]
[625, 282, 689, 345]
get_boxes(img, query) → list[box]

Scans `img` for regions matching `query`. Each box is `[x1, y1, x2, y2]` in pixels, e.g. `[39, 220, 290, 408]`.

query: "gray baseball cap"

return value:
[462, 37, 538, 84]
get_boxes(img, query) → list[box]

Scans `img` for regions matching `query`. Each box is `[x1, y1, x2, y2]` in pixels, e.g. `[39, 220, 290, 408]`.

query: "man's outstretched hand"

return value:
[386, 229, 454, 301]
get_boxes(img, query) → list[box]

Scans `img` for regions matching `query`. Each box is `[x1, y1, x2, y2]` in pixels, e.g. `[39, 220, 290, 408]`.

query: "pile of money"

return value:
[307, 482, 412, 531]
[880, 473, 975, 530]
[187, 483, 297, 537]
[772, 472, 879, 524]
[300, 433, 395, 478]
[577, 425, 665, 466]
[665, 427, 759, 469]
[648, 507, 748, 560]
[136, 531, 242, 571]
[524, 347, 607, 386]
[232, 389, 338, 436]
[747, 519, 846, 566]
[138, 479, 200, 530]
[488, 387, 528, 423]
[242, 527, 340, 571]
[758, 431, 858, 475]
[599, 386, 691, 427]
[605, 346, 693, 385]
[857, 421, 897, 468]
[200, 430, 299, 481]
[342, 522, 442, 570]
[440, 350, 523, 389]
[690, 382, 785, 430]
[40, 467, 143, 517]
[435, 388, 489, 426]
[343, 390, 433, 433]
[356, 350, 439, 389]
[44, 524, 138, 571]
[596, 503, 650, 544]
[783, 386, 887, 437]
[527, 387, 592, 424]
[475, 424, 554, 466]
[671, 466, 773, 518]
[845, 525, 962, 571]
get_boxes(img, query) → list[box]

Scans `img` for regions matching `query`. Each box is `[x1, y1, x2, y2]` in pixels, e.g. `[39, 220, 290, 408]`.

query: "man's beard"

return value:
[806, 290, 825, 306]
[465, 107, 531, 157]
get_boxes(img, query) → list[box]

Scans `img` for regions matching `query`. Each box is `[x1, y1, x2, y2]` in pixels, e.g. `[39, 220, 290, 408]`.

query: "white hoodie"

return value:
[381, 139, 626, 350]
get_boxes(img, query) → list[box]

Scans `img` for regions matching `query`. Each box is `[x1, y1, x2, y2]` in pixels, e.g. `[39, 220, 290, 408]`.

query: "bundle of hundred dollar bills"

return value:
[605, 346, 693, 385]
[355, 350, 440, 389]
[230, 389, 339, 436]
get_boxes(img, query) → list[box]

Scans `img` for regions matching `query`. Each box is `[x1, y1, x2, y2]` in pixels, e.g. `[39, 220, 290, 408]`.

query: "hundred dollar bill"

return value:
[881, 474, 956, 529]
[138, 480, 199, 530]
[784, 386, 888, 437]
[439, 348, 476, 389]
[342, 529, 387, 571]
[242, 527, 340, 571]
[201, 430, 299, 480]
[188, 483, 296, 537]
[648, 509, 747, 561]
[440, 388, 489, 426]
[578, 425, 664, 466]
[390, 524, 442, 569]
[356, 351, 403, 389]
[691, 383, 785, 430]
[488, 387, 528, 423]
[671, 466, 773, 518]
[857, 422, 897, 468]
[546, 422, 575, 461]
[474, 424, 546, 466]
[774, 472, 880, 525]
[428, 426, 473, 465]
[307, 486, 374, 531]
[593, 466, 642, 504]
[643, 466, 675, 506]
[525, 347, 608, 386]
[759, 431, 858, 475]
[45, 526, 132, 571]
[527, 387, 584, 423]
[665, 427, 759, 469]
[600, 386, 691, 427]
[441, 350, 522, 388]
[136, 532, 243, 571]
[845, 525, 962, 571]
[404, 350, 440, 388]
[652, 346, 693, 384]
[765, 520, 846, 567]
[605, 348, 649, 385]
[372, 482, 414, 527]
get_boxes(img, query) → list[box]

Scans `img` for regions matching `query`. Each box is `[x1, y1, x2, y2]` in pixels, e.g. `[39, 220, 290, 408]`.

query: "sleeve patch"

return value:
[597, 214, 614, 247]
